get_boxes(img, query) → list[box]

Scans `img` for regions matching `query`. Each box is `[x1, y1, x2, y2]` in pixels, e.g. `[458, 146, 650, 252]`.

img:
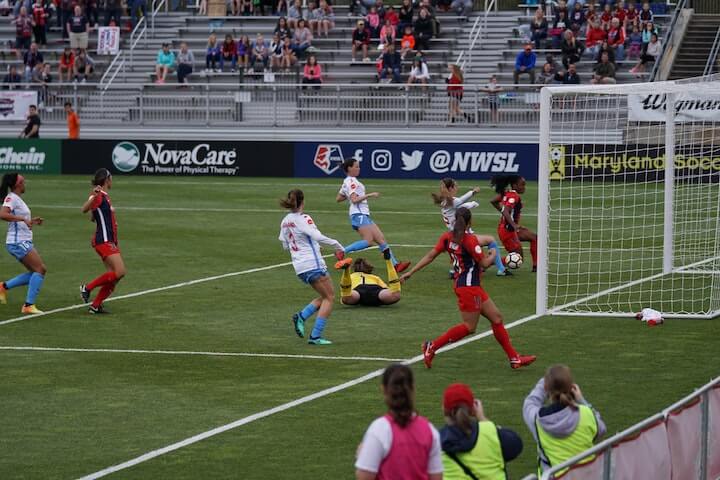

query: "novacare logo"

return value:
[0, 147, 45, 165]
[112, 142, 141, 172]
[142, 143, 237, 166]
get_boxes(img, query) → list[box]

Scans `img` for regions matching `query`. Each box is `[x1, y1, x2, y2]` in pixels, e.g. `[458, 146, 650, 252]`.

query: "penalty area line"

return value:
[77, 313, 542, 480]
[0, 346, 404, 363]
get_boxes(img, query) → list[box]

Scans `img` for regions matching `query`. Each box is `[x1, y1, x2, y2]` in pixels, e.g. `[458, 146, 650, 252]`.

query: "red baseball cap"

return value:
[443, 383, 475, 414]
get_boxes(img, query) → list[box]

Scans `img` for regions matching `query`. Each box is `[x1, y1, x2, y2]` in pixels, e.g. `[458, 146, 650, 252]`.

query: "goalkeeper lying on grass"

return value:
[335, 249, 401, 306]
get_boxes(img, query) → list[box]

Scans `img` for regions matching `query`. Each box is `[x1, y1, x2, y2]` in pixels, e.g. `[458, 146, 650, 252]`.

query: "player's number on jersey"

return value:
[286, 229, 299, 252]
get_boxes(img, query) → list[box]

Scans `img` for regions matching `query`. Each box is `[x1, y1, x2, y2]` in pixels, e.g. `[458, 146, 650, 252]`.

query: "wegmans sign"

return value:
[629, 93, 720, 122]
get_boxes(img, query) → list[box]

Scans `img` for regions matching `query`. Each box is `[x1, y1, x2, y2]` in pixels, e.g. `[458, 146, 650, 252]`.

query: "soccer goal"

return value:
[536, 78, 720, 319]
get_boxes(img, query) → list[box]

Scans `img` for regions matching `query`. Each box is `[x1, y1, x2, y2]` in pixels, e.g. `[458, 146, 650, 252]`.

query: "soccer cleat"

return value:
[308, 337, 332, 345]
[395, 261, 411, 274]
[496, 269, 513, 276]
[0, 283, 7, 304]
[382, 248, 392, 260]
[80, 284, 90, 304]
[21, 304, 43, 314]
[334, 257, 353, 270]
[510, 354, 537, 370]
[422, 341, 435, 369]
[647, 319, 664, 327]
[88, 305, 109, 314]
[292, 312, 305, 338]
[334, 250, 345, 261]
[531, 266, 537, 273]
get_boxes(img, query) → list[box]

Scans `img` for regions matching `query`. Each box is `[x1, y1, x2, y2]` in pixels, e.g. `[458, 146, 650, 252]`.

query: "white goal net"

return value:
[537, 78, 720, 319]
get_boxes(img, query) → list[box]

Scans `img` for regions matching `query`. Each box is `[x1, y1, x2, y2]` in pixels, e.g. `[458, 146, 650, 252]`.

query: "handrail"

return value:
[703, 25, 720, 75]
[650, 0, 687, 82]
[151, 0, 167, 38]
[99, 49, 124, 86]
[129, 16, 148, 70]
[456, 0, 496, 73]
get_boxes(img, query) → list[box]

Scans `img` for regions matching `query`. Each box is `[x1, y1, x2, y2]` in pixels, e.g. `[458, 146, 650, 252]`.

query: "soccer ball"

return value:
[505, 252, 523, 269]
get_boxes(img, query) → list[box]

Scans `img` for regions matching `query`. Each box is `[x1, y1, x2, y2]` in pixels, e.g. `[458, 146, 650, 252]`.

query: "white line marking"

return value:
[0, 245, 432, 327]
[0, 346, 403, 363]
[77, 313, 541, 480]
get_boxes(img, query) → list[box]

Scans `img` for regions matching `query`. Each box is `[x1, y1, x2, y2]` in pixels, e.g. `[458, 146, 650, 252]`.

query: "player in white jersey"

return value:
[279, 189, 344, 345]
[635, 308, 664, 327]
[431, 177, 507, 276]
[335, 158, 410, 273]
[0, 173, 46, 314]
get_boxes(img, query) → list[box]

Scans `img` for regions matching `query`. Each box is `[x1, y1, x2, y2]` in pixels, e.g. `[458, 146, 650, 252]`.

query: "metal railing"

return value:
[704, 25, 720, 76]
[457, 0, 497, 72]
[151, 0, 167, 38]
[650, 0, 687, 82]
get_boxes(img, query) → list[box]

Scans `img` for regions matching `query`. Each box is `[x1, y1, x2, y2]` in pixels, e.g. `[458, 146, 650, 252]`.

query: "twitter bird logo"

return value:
[401, 151, 424, 171]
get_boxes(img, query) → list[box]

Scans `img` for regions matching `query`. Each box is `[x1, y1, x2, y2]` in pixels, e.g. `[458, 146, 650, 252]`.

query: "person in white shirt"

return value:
[635, 308, 664, 326]
[279, 189, 344, 345]
[0, 173, 46, 314]
[407, 58, 430, 85]
[431, 177, 508, 276]
[335, 157, 411, 274]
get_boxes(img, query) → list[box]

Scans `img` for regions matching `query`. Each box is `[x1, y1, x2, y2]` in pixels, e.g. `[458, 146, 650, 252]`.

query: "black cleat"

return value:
[88, 305, 109, 314]
[80, 284, 90, 303]
[382, 248, 392, 260]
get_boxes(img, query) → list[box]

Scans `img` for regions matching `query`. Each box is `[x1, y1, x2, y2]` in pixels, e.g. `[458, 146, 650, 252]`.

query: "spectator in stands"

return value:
[607, 17, 626, 61]
[529, 9, 548, 49]
[280, 36, 296, 70]
[352, 20, 371, 62]
[238, 35, 251, 72]
[308, 1, 320, 35]
[385, 6, 399, 28]
[591, 51, 616, 83]
[626, 2, 639, 30]
[251, 33, 270, 71]
[440, 383, 523, 479]
[639, 1, 652, 26]
[274, 17, 291, 40]
[355, 364, 443, 480]
[538, 62, 556, 84]
[378, 43, 400, 83]
[600, 3, 612, 30]
[154, 43, 175, 83]
[447, 63, 465, 123]
[31, 0, 47, 46]
[130, 0, 147, 26]
[65, 101, 79, 139]
[585, 19, 606, 59]
[630, 32, 660, 76]
[86, 0, 99, 27]
[585, 3, 597, 26]
[104, 0, 122, 26]
[450, 0, 472, 19]
[316, 0, 334, 38]
[302, 54, 322, 88]
[58, 47, 75, 83]
[550, 10, 568, 48]
[219, 34, 238, 72]
[595, 40, 615, 65]
[32, 62, 51, 106]
[287, 0, 301, 29]
[59, 0, 72, 38]
[419, 0, 440, 37]
[552, 0, 568, 18]
[275, 0, 288, 15]
[20, 104, 41, 138]
[375, 0, 387, 22]
[414, 8, 434, 52]
[205, 33, 220, 72]
[523, 364, 606, 476]
[561, 30, 583, 68]
[74, 49, 94, 82]
[481, 75, 502, 123]
[400, 25, 415, 60]
[176, 42, 194, 84]
[642, 21, 658, 48]
[612, 2, 626, 28]
[3, 66, 23, 89]
[14, 6, 33, 55]
[408, 57, 430, 86]
[627, 24, 642, 59]
[545, 53, 562, 75]
[292, 19, 312, 58]
[198, 0, 207, 15]
[270, 33, 283, 70]
[562, 62, 580, 83]
[23, 42, 43, 82]
[513, 43, 536, 86]
[67, 5, 89, 51]
[366, 5, 380, 38]
[379, 17, 396, 48]
[230, 0, 240, 15]
[569, 2, 584, 35]
[398, 0, 414, 38]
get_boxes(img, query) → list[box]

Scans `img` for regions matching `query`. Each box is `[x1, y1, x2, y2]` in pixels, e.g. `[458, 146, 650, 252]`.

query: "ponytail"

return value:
[490, 175, 521, 195]
[0, 173, 18, 200]
[92, 168, 111, 187]
[452, 207, 471, 243]
[382, 364, 415, 428]
[431, 177, 455, 206]
[280, 189, 304, 211]
[448, 404, 476, 438]
[544, 364, 578, 409]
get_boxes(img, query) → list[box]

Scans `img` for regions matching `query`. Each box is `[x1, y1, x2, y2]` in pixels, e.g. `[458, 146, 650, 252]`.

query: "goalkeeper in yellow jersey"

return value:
[335, 248, 401, 306]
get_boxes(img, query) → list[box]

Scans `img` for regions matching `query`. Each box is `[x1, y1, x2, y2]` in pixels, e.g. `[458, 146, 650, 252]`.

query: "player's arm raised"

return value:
[81, 186, 102, 213]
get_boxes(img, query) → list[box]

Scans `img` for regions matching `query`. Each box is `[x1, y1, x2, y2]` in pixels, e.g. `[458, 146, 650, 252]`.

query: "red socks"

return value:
[433, 323, 471, 350]
[492, 323, 518, 360]
[530, 238, 538, 267]
[92, 283, 116, 309]
[87, 271, 118, 292]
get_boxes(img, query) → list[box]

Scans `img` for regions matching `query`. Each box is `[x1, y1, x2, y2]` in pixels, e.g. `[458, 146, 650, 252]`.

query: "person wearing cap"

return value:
[155, 43, 176, 84]
[440, 383, 523, 479]
[352, 19, 371, 62]
[355, 364, 443, 480]
[514, 43, 536, 86]
[523, 364, 606, 477]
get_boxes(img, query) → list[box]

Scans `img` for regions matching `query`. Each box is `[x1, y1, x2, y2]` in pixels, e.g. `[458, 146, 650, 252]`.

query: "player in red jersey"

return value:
[400, 208, 536, 370]
[490, 175, 538, 272]
[79, 169, 126, 314]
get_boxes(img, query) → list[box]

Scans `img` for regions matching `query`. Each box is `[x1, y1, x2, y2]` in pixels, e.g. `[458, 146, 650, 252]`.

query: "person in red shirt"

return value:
[58, 47, 75, 82]
[447, 63, 466, 123]
[31, 0, 48, 46]
[65, 101, 79, 139]
[613, 3, 626, 26]
[490, 175, 538, 272]
[80, 168, 126, 314]
[585, 19, 607, 59]
[401, 208, 536, 370]
[600, 3, 612, 30]
[607, 17, 626, 60]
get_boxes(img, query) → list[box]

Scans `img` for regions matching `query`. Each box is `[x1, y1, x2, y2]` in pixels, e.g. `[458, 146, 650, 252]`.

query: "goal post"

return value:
[537, 79, 720, 319]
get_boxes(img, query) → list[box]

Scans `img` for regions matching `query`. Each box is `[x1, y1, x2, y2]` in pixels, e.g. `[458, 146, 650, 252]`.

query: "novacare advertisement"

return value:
[294, 142, 539, 180]
[0, 139, 61, 174]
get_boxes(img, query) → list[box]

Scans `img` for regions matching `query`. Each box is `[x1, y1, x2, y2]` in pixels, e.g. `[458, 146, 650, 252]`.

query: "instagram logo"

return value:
[371, 150, 393, 171]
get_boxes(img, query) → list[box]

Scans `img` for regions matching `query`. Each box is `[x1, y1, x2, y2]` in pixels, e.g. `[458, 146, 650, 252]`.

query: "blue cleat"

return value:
[308, 337, 332, 345]
[292, 312, 305, 338]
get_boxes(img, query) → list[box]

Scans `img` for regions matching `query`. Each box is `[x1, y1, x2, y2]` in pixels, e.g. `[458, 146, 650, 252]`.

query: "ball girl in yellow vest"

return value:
[522, 365, 607, 476]
[440, 383, 523, 480]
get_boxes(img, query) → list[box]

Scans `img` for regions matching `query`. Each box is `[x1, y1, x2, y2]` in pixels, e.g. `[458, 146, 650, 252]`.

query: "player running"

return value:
[400, 207, 536, 370]
[0, 173, 46, 314]
[80, 168, 126, 314]
[280, 189, 344, 345]
[432, 177, 507, 276]
[335, 158, 410, 273]
[336, 251, 401, 306]
[490, 175, 538, 272]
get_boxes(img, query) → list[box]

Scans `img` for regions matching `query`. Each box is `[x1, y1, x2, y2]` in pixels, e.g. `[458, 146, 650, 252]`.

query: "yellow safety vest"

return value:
[441, 420, 506, 480]
[536, 404, 598, 476]
[350, 272, 387, 290]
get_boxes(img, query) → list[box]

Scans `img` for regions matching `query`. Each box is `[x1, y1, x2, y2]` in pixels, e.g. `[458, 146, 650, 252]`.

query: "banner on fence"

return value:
[0, 139, 62, 174]
[628, 93, 720, 122]
[0, 91, 38, 121]
[294, 142, 540, 180]
[97, 27, 120, 55]
[61, 140, 294, 176]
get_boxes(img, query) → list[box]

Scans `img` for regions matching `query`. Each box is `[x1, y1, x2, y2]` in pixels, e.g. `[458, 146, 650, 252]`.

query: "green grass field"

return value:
[0, 175, 718, 479]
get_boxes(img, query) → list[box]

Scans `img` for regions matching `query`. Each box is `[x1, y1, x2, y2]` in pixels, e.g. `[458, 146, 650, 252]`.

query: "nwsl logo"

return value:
[313, 144, 344, 175]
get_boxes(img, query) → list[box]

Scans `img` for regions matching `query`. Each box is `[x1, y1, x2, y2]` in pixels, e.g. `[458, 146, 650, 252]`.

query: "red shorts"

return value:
[454, 286, 489, 313]
[498, 227, 522, 253]
[94, 242, 120, 260]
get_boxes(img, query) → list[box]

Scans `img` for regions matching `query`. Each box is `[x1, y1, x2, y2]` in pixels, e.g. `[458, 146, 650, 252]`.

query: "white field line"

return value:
[0, 245, 432, 327]
[37, 180, 459, 190]
[78, 313, 541, 480]
[0, 346, 403, 363]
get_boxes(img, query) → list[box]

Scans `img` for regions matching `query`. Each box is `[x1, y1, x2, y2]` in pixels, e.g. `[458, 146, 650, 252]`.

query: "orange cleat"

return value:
[395, 261, 411, 273]
[510, 354, 537, 370]
[334, 257, 353, 270]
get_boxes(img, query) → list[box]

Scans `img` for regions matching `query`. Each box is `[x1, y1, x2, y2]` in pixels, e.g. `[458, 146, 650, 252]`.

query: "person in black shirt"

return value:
[562, 63, 581, 84]
[20, 105, 41, 138]
[3, 66, 23, 90]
